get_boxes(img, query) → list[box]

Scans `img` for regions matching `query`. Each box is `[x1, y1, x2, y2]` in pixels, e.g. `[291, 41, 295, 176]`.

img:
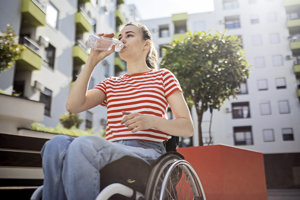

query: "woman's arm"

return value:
[66, 33, 115, 113]
[121, 90, 194, 137]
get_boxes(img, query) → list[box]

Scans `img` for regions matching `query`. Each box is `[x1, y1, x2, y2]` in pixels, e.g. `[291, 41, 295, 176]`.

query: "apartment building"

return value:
[142, 0, 300, 190]
[0, 0, 128, 134]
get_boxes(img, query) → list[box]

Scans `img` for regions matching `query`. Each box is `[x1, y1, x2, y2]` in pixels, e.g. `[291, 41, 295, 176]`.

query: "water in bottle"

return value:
[86, 34, 124, 52]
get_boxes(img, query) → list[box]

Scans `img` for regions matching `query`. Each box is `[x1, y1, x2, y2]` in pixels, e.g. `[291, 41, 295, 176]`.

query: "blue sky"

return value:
[124, 0, 214, 20]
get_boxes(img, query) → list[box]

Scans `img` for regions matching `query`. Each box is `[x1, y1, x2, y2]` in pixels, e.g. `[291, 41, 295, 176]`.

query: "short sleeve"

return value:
[162, 69, 182, 98]
[94, 79, 108, 106]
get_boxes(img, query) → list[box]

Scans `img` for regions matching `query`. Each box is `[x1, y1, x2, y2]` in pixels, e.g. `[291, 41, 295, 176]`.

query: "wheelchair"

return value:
[31, 137, 206, 200]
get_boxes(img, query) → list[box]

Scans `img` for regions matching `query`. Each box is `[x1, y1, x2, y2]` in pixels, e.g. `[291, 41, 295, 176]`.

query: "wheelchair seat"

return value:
[100, 156, 151, 199]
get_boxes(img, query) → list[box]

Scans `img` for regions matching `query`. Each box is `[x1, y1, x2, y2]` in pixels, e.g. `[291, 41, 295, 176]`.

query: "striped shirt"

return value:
[94, 68, 182, 142]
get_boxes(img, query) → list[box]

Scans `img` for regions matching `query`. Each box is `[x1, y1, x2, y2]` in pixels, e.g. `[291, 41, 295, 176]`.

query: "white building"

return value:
[141, 0, 300, 190]
[0, 0, 126, 134]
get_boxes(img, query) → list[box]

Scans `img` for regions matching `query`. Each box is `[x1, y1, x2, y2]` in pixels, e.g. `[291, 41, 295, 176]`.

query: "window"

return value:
[270, 33, 280, 44]
[272, 55, 283, 67]
[45, 44, 56, 69]
[232, 102, 251, 119]
[275, 77, 286, 89]
[257, 79, 268, 91]
[174, 21, 187, 34]
[278, 100, 290, 114]
[237, 81, 248, 94]
[224, 15, 241, 29]
[250, 15, 259, 24]
[159, 44, 167, 57]
[40, 88, 52, 116]
[252, 35, 263, 46]
[260, 102, 271, 115]
[85, 111, 93, 129]
[234, 126, 253, 145]
[223, 0, 239, 10]
[254, 57, 265, 68]
[263, 129, 275, 142]
[159, 25, 170, 38]
[46, 2, 59, 29]
[282, 128, 294, 141]
[91, 18, 97, 33]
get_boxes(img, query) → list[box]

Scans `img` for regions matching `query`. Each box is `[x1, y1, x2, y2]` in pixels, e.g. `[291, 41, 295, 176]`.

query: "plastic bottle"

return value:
[86, 34, 124, 52]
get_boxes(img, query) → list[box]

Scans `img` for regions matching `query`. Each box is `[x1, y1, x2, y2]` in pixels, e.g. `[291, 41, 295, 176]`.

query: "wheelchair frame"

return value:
[31, 138, 206, 200]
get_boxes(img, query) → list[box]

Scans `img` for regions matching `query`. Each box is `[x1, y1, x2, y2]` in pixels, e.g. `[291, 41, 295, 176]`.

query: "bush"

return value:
[31, 123, 100, 137]
[59, 113, 83, 129]
[0, 24, 24, 71]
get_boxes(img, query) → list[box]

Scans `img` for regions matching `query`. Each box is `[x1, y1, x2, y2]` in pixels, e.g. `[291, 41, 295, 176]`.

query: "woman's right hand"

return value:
[88, 33, 115, 68]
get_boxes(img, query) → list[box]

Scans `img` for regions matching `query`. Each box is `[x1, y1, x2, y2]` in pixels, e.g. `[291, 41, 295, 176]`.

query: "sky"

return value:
[124, 0, 214, 20]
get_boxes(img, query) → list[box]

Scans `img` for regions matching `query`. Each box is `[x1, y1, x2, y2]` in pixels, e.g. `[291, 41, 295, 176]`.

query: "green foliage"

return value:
[31, 122, 98, 137]
[117, 0, 125, 5]
[59, 113, 83, 129]
[0, 24, 24, 71]
[161, 31, 250, 145]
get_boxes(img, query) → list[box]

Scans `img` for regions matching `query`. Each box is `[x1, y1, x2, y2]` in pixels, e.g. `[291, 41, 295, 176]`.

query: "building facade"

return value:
[141, 0, 300, 190]
[0, 0, 126, 134]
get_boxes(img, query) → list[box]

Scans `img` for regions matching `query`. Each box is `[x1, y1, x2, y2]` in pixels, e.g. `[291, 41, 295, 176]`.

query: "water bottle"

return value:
[86, 34, 124, 52]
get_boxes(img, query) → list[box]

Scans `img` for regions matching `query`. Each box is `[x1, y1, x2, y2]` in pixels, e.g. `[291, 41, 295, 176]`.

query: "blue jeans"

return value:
[39, 135, 166, 200]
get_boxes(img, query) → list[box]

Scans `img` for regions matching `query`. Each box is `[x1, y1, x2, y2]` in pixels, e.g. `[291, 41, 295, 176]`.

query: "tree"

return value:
[0, 24, 24, 71]
[161, 31, 250, 146]
[59, 113, 83, 129]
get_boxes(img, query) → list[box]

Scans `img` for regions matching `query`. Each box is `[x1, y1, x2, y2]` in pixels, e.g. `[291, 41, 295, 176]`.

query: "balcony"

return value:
[75, 11, 91, 33]
[73, 41, 88, 66]
[21, 0, 46, 27]
[172, 13, 188, 21]
[78, 0, 91, 3]
[294, 64, 300, 77]
[287, 18, 300, 29]
[290, 40, 300, 54]
[284, 0, 300, 7]
[0, 94, 44, 133]
[16, 37, 42, 71]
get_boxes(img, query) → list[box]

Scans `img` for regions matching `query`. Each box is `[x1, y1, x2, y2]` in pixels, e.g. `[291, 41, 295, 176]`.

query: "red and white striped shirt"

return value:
[94, 68, 182, 142]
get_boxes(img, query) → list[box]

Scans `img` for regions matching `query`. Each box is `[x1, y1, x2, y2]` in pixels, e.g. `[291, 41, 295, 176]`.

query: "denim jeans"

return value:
[38, 135, 166, 200]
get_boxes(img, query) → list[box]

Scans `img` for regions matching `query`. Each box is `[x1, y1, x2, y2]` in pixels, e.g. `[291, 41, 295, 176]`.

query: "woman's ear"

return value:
[143, 40, 151, 50]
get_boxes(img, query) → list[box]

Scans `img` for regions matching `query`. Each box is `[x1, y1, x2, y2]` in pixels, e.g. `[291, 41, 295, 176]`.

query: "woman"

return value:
[40, 22, 193, 200]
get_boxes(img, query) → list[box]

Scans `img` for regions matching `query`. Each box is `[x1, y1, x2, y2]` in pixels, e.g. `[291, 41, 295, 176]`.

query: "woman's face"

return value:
[118, 25, 148, 61]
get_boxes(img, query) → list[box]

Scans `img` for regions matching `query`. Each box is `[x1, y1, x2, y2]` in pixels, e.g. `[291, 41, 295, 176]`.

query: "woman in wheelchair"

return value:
[38, 22, 194, 200]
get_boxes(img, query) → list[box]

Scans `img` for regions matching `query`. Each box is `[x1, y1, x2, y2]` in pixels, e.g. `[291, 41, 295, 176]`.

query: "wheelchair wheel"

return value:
[145, 153, 206, 200]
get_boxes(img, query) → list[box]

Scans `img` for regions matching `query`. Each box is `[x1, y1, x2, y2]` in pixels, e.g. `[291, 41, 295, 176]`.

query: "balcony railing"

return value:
[17, 37, 42, 71]
[20, 36, 40, 55]
[284, 0, 300, 7]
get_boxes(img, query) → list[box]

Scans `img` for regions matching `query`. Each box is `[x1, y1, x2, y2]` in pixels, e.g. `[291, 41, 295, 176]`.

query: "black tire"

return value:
[145, 153, 206, 200]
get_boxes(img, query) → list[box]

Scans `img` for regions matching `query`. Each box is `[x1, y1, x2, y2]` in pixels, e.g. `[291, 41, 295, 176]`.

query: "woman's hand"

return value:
[88, 33, 115, 68]
[121, 111, 155, 133]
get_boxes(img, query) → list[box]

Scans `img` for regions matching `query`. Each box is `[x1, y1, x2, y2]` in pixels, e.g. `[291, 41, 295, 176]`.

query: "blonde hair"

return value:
[123, 22, 158, 69]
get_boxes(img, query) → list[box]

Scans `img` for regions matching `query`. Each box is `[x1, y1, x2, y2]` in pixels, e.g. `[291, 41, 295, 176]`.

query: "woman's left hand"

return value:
[121, 111, 155, 133]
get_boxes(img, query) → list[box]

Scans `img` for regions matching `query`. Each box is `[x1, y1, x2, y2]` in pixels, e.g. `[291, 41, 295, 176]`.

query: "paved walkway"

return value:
[267, 189, 300, 200]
